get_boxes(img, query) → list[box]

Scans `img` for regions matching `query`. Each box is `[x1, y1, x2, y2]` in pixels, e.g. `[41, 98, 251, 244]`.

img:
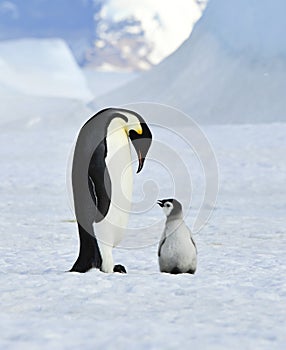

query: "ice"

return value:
[99, 0, 205, 65]
[83, 68, 138, 98]
[0, 103, 285, 348]
[0, 38, 93, 102]
[97, 0, 286, 124]
[0, 2, 285, 347]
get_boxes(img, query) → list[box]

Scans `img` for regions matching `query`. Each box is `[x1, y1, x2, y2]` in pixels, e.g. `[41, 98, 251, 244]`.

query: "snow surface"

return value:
[0, 6, 285, 346]
[0, 98, 285, 348]
[0, 38, 93, 102]
[97, 0, 286, 123]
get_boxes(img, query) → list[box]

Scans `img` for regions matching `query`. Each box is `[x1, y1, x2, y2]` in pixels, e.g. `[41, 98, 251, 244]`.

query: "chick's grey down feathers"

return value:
[157, 199, 197, 274]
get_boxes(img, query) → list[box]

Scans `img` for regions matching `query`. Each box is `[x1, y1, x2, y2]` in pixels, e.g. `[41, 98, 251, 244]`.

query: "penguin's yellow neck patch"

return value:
[136, 127, 143, 135]
[125, 124, 142, 135]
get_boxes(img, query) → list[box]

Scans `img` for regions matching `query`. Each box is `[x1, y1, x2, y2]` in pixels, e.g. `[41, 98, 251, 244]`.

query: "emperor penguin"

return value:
[157, 199, 197, 274]
[70, 108, 152, 273]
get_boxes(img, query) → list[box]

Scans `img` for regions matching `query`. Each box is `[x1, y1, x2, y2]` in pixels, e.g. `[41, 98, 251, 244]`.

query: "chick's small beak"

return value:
[157, 200, 164, 207]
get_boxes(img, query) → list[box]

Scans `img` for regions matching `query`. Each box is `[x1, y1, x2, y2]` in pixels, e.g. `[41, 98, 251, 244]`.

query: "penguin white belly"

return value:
[95, 118, 133, 272]
[159, 223, 197, 273]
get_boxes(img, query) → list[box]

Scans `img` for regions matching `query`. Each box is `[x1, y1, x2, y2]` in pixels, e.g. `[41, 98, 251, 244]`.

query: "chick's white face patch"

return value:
[163, 202, 174, 217]
[66, 102, 219, 249]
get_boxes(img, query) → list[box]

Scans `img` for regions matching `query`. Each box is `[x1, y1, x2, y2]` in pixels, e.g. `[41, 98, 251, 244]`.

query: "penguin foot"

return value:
[113, 264, 127, 273]
[70, 223, 103, 273]
[70, 260, 94, 273]
[170, 267, 182, 274]
[70, 265, 92, 273]
[70, 256, 102, 273]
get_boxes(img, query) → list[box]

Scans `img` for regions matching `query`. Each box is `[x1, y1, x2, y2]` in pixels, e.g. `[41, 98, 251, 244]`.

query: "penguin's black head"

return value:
[157, 198, 183, 217]
[108, 108, 152, 173]
[128, 121, 152, 174]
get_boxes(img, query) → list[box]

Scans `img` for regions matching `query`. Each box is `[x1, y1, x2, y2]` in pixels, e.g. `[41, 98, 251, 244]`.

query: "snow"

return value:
[204, 0, 286, 57]
[97, 0, 286, 123]
[0, 38, 93, 102]
[83, 68, 138, 98]
[0, 35, 141, 104]
[99, 0, 206, 65]
[0, 97, 285, 348]
[0, 2, 285, 347]
[0, 0, 206, 70]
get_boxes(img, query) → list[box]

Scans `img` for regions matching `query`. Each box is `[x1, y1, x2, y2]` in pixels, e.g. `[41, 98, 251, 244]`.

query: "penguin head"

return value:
[157, 198, 183, 218]
[126, 113, 152, 174]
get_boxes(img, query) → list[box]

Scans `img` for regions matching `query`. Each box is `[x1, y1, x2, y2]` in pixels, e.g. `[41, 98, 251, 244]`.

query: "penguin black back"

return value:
[70, 108, 152, 273]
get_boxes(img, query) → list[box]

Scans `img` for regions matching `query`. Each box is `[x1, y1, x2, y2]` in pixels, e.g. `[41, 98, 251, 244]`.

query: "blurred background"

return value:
[0, 0, 206, 115]
[2, 0, 285, 124]
[0, 0, 206, 70]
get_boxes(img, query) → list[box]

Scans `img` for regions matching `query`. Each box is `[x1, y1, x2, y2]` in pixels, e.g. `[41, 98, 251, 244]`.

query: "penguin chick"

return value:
[157, 199, 197, 274]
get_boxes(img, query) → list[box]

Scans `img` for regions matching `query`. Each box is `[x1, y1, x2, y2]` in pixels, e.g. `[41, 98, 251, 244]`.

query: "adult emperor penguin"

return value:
[157, 199, 197, 274]
[70, 107, 152, 273]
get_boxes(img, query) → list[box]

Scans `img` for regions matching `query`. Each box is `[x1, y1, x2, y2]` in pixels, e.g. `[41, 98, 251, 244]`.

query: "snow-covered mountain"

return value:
[98, 0, 286, 123]
[0, 0, 205, 70]
[1, 3, 286, 348]
[0, 38, 93, 101]
[90, 0, 206, 71]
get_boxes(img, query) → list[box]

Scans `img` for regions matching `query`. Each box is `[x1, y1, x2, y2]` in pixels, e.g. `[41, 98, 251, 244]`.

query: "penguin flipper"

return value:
[70, 223, 102, 273]
[190, 236, 197, 253]
[158, 237, 166, 257]
[88, 143, 112, 223]
[187, 226, 197, 253]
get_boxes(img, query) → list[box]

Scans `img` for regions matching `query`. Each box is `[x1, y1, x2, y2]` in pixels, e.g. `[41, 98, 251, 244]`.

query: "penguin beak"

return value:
[129, 122, 152, 174]
[137, 150, 145, 174]
[157, 200, 164, 207]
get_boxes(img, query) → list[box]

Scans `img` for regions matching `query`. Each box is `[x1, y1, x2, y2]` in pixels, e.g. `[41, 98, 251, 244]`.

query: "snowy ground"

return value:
[0, 101, 285, 349]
